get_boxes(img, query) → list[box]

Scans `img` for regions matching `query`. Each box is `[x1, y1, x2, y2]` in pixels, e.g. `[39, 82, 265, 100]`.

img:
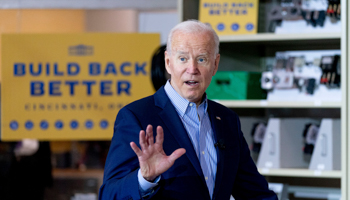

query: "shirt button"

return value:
[205, 177, 208, 180]
[202, 151, 205, 155]
[189, 103, 193, 106]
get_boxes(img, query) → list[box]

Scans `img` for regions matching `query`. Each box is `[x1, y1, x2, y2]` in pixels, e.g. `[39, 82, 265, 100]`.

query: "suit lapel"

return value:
[155, 88, 205, 180]
[208, 101, 226, 198]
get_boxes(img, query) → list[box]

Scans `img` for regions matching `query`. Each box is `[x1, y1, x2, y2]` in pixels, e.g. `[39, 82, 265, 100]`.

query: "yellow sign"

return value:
[1, 33, 159, 141]
[199, 0, 259, 35]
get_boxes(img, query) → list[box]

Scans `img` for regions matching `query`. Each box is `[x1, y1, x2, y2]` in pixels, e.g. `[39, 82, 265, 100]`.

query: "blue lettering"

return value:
[67, 63, 80, 76]
[49, 81, 62, 96]
[118, 81, 131, 95]
[46, 63, 50, 76]
[120, 62, 131, 76]
[101, 81, 112, 95]
[14, 63, 25, 76]
[104, 62, 117, 75]
[29, 63, 42, 76]
[65, 81, 79, 95]
[135, 62, 147, 75]
[82, 81, 96, 95]
[54, 63, 64, 76]
[89, 62, 101, 75]
[31, 81, 44, 96]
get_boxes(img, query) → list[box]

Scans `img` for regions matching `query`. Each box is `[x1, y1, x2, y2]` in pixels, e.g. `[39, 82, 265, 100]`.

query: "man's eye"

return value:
[180, 57, 186, 62]
[198, 58, 205, 63]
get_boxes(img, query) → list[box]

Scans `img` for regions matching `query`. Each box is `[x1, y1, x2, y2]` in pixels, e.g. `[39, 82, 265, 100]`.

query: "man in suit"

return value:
[99, 20, 277, 200]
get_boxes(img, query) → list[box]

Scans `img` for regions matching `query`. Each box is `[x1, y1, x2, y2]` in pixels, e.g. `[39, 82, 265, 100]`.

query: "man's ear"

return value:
[164, 51, 172, 75]
[212, 54, 220, 76]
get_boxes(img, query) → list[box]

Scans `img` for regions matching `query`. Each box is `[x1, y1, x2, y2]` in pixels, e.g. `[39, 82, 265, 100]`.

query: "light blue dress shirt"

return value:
[138, 81, 218, 199]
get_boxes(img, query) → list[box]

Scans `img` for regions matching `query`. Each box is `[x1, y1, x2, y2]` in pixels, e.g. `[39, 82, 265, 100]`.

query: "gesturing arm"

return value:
[131, 125, 186, 182]
[99, 107, 185, 200]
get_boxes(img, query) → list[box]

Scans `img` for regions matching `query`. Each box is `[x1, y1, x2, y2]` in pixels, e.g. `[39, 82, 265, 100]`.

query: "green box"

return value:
[206, 71, 267, 100]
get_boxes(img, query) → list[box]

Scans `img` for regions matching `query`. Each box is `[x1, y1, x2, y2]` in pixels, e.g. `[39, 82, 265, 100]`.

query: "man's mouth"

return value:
[185, 81, 199, 86]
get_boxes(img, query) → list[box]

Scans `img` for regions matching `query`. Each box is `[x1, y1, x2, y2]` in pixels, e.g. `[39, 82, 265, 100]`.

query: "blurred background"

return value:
[0, 0, 346, 200]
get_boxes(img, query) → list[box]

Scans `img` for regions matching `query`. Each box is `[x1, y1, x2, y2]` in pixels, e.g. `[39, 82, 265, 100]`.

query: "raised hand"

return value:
[130, 125, 186, 182]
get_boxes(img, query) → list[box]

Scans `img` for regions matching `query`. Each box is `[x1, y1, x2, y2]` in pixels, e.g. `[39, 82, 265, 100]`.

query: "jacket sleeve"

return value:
[231, 116, 278, 200]
[98, 107, 159, 200]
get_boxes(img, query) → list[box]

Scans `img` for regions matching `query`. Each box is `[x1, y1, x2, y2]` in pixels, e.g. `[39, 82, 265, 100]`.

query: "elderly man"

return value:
[99, 20, 277, 200]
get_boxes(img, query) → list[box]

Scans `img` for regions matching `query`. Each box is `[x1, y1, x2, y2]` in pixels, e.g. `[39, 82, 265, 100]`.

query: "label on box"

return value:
[199, 0, 259, 35]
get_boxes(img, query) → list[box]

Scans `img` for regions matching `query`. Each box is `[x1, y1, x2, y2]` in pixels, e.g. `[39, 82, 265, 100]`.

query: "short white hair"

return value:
[166, 20, 220, 56]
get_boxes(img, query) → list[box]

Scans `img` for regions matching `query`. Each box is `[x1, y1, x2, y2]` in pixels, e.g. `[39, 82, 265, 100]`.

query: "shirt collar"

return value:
[164, 80, 208, 117]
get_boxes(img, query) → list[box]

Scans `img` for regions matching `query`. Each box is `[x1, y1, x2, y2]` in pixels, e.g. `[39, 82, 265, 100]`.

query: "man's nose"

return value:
[187, 61, 199, 74]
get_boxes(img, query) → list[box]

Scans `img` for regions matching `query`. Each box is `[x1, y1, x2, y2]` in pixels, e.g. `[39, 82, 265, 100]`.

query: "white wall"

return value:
[138, 10, 179, 45]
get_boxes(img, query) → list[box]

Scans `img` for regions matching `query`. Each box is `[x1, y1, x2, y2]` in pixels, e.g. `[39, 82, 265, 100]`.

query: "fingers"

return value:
[131, 125, 154, 155]
[130, 142, 142, 157]
[146, 125, 154, 145]
[156, 126, 164, 145]
[138, 129, 147, 151]
[131, 124, 164, 157]
[168, 148, 186, 163]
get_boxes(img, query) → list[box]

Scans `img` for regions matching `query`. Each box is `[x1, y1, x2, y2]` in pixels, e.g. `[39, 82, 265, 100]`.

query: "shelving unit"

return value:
[179, 0, 347, 199]
[258, 168, 342, 178]
[215, 100, 341, 108]
[219, 32, 341, 43]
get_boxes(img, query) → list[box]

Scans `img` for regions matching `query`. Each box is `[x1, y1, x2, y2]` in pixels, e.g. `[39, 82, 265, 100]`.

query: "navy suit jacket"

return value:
[99, 87, 277, 200]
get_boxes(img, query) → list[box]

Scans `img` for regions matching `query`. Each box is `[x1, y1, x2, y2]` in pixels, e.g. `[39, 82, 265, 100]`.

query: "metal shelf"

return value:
[219, 32, 341, 51]
[53, 169, 104, 187]
[214, 100, 341, 108]
[219, 32, 341, 43]
[258, 168, 342, 178]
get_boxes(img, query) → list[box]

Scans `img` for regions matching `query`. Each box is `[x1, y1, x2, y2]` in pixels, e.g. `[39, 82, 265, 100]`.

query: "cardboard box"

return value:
[199, 0, 259, 35]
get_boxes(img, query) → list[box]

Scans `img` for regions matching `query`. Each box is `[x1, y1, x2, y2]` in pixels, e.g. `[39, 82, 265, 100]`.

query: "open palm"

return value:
[130, 125, 186, 182]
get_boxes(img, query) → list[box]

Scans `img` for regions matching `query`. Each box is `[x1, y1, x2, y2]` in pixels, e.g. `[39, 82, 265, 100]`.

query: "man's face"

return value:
[164, 31, 220, 105]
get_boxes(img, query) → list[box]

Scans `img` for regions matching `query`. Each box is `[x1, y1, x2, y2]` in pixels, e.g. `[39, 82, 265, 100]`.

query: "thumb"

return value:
[168, 148, 186, 163]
